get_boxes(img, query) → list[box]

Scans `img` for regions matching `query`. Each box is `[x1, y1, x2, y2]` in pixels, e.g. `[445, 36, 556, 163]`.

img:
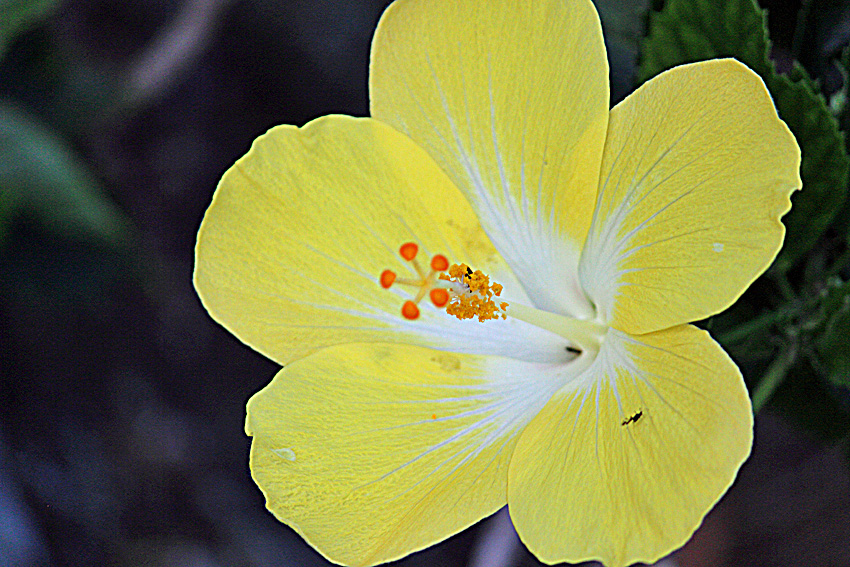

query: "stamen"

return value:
[400, 242, 427, 279]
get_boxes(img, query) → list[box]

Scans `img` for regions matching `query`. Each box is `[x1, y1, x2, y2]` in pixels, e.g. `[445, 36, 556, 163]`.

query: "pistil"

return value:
[505, 302, 606, 356]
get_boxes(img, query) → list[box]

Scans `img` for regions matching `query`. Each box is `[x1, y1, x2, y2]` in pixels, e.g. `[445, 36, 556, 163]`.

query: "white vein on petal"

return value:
[418, 47, 587, 318]
[581, 107, 720, 320]
[346, 356, 576, 505]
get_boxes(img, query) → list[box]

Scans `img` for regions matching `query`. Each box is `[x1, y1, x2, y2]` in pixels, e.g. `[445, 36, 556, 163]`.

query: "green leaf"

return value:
[0, 102, 130, 245]
[816, 280, 850, 389]
[0, 0, 60, 58]
[640, 0, 849, 269]
[638, 0, 771, 83]
[768, 68, 849, 269]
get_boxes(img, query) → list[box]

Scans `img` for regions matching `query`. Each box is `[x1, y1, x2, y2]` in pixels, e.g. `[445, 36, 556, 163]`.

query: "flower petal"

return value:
[507, 325, 752, 567]
[370, 0, 609, 318]
[579, 59, 801, 334]
[195, 115, 572, 365]
[246, 342, 574, 566]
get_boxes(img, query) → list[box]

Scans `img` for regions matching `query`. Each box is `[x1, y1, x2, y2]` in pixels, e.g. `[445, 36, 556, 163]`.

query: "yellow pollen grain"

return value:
[441, 263, 507, 322]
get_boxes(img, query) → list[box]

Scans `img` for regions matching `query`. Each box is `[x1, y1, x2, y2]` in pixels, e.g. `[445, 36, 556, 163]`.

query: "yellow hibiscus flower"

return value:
[193, 0, 801, 565]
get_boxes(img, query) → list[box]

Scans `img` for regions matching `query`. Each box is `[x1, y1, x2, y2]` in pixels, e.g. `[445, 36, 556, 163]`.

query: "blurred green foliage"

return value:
[0, 103, 130, 245]
[0, 0, 59, 58]
[0, 1, 130, 246]
[816, 280, 850, 389]
[642, 0, 850, 447]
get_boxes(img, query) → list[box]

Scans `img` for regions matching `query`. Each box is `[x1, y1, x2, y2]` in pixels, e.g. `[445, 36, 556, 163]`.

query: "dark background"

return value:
[1, 1, 849, 566]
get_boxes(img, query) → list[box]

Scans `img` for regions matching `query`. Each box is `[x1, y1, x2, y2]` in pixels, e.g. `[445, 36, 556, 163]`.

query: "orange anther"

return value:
[431, 254, 449, 271]
[399, 242, 418, 261]
[401, 300, 420, 320]
[431, 414, 437, 419]
[430, 288, 449, 307]
[380, 270, 396, 289]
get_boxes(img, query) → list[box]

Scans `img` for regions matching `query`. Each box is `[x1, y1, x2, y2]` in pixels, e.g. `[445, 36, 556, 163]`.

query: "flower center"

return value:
[379, 242, 608, 355]
[380, 242, 507, 322]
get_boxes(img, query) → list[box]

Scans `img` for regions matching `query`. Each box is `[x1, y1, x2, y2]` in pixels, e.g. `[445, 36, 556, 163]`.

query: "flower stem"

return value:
[716, 309, 784, 344]
[751, 346, 796, 412]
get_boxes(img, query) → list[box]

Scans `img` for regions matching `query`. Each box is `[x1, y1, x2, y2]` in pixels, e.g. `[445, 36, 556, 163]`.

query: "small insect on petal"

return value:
[621, 410, 643, 426]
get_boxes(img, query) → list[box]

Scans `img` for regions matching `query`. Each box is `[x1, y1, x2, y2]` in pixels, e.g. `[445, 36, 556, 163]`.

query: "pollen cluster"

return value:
[440, 263, 508, 322]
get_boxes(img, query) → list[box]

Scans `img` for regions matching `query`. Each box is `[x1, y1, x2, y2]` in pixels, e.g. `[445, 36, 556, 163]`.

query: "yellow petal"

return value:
[194, 115, 554, 365]
[370, 0, 609, 318]
[579, 59, 801, 334]
[507, 325, 752, 567]
[246, 342, 569, 566]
